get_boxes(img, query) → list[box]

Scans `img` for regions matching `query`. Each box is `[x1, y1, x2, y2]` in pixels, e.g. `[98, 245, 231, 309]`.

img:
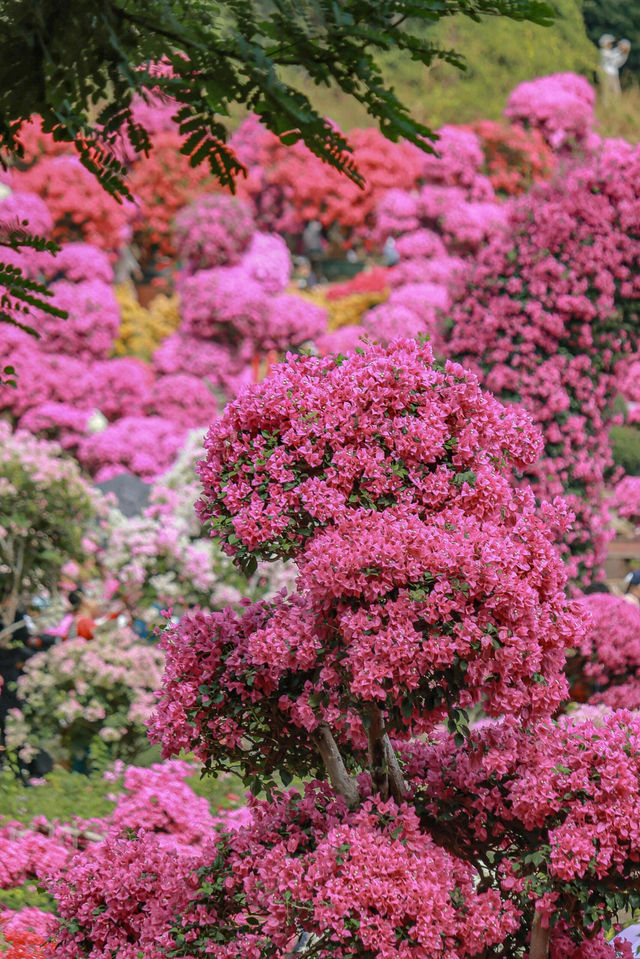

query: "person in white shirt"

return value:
[599, 34, 631, 102]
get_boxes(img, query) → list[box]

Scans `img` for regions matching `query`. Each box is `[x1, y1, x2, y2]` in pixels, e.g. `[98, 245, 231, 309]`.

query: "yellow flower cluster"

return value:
[298, 287, 389, 331]
[113, 283, 181, 360]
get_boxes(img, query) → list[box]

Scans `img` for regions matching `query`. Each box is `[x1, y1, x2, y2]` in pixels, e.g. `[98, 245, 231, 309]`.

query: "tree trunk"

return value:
[312, 723, 360, 807]
[383, 733, 409, 804]
[365, 703, 389, 800]
[529, 912, 550, 959]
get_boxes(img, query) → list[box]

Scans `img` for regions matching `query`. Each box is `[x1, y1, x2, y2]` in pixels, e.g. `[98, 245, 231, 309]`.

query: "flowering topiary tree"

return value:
[50, 339, 640, 958]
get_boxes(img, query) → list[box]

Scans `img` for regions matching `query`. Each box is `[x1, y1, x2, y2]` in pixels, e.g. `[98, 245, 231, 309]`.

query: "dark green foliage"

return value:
[0, 232, 66, 337]
[0, 0, 556, 200]
[610, 424, 640, 476]
[582, 0, 640, 83]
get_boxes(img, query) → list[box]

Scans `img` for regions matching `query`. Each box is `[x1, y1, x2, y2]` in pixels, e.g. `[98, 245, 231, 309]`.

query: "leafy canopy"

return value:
[0, 0, 556, 200]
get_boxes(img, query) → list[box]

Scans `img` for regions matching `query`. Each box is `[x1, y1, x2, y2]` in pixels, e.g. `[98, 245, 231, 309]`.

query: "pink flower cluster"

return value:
[109, 761, 225, 850]
[152, 331, 253, 396]
[611, 475, 640, 528]
[33, 279, 120, 359]
[0, 190, 53, 238]
[12, 155, 133, 257]
[1, 760, 250, 955]
[504, 73, 597, 153]
[412, 712, 640, 912]
[173, 194, 255, 271]
[145, 373, 218, 431]
[159, 782, 520, 959]
[177, 252, 323, 357]
[362, 281, 451, 351]
[420, 125, 490, 192]
[77, 416, 187, 482]
[179, 266, 268, 344]
[43, 761, 249, 959]
[37, 242, 114, 284]
[240, 231, 291, 293]
[567, 594, 640, 708]
[52, 831, 202, 959]
[196, 338, 544, 556]
[0, 822, 72, 891]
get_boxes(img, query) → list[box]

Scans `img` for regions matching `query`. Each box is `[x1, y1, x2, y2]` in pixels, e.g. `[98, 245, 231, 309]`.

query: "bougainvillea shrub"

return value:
[33, 279, 121, 360]
[36, 241, 114, 285]
[471, 120, 555, 196]
[76, 416, 187, 482]
[144, 373, 218, 430]
[0, 759, 251, 955]
[407, 713, 640, 957]
[152, 331, 254, 396]
[18, 402, 92, 453]
[0, 424, 98, 625]
[0, 336, 93, 422]
[88, 357, 154, 422]
[178, 266, 268, 345]
[447, 137, 640, 586]
[5, 626, 164, 765]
